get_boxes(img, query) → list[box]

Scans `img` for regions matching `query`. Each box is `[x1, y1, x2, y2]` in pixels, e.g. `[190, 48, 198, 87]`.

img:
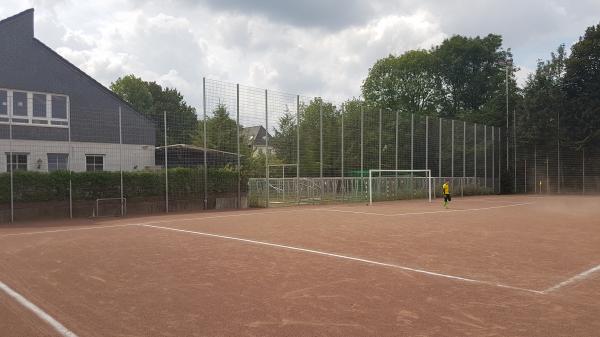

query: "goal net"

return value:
[368, 170, 432, 205]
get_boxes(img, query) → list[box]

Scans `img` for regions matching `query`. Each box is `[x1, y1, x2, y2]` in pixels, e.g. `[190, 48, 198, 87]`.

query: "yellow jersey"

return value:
[442, 183, 450, 195]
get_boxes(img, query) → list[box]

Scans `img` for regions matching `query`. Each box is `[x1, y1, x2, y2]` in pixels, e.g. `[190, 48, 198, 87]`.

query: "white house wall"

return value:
[0, 139, 155, 172]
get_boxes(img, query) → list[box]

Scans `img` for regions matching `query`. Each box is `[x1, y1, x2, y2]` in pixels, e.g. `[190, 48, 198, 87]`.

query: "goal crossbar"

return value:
[368, 169, 432, 205]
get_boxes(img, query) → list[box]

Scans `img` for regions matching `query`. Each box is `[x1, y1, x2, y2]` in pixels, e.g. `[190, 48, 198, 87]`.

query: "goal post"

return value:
[368, 169, 432, 205]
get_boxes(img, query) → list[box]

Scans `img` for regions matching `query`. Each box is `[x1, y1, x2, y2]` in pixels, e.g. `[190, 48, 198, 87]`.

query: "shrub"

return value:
[0, 168, 246, 203]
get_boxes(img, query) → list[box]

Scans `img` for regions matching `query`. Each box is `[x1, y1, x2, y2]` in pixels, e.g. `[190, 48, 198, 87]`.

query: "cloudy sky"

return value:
[1, 0, 599, 109]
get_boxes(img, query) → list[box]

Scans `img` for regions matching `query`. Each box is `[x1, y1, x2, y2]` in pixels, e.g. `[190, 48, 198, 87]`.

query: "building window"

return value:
[51, 95, 67, 119]
[0, 88, 68, 128]
[86, 155, 104, 172]
[0, 90, 7, 115]
[33, 93, 47, 118]
[48, 153, 68, 172]
[7, 153, 28, 172]
[12, 91, 28, 116]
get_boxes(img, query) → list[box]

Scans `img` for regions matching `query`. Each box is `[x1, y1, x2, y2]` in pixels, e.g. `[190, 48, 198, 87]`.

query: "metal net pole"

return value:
[360, 104, 364, 180]
[164, 111, 169, 213]
[451, 120, 455, 179]
[498, 127, 502, 193]
[265, 90, 269, 208]
[411, 113, 414, 171]
[236, 85, 241, 208]
[395, 110, 399, 171]
[462, 121, 466, 197]
[425, 116, 429, 172]
[296, 95, 300, 204]
[557, 111, 561, 194]
[320, 100, 323, 180]
[341, 104, 345, 201]
[492, 126, 495, 193]
[438, 118, 442, 179]
[513, 108, 517, 192]
[378, 108, 382, 172]
[8, 92, 14, 223]
[534, 145, 537, 194]
[484, 125, 487, 190]
[474, 124, 477, 179]
[68, 97, 73, 218]
[202, 78, 208, 210]
[119, 106, 124, 216]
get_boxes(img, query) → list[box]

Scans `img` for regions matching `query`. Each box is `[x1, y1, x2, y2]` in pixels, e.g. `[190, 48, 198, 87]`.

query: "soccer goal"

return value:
[368, 169, 432, 205]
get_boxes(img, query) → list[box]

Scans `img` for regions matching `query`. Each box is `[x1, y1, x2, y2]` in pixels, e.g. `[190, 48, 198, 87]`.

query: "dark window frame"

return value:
[47, 153, 69, 172]
[85, 155, 104, 172]
[6, 153, 28, 172]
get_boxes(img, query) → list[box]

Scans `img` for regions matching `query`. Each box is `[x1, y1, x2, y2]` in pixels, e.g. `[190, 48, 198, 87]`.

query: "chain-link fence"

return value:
[1, 78, 597, 223]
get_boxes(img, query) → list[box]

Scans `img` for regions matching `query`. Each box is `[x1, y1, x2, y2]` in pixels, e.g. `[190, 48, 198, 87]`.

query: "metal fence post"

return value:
[8, 92, 14, 223]
[341, 104, 345, 201]
[411, 113, 414, 172]
[534, 145, 537, 194]
[492, 126, 495, 194]
[378, 108, 382, 173]
[202, 77, 208, 210]
[395, 110, 399, 171]
[474, 124, 477, 179]
[360, 104, 364, 180]
[67, 97, 72, 218]
[451, 120, 455, 179]
[236, 85, 241, 209]
[514, 108, 517, 193]
[462, 121, 466, 197]
[265, 89, 270, 207]
[320, 100, 323, 180]
[438, 118, 442, 178]
[119, 106, 124, 217]
[557, 111, 561, 194]
[296, 95, 300, 204]
[425, 116, 429, 172]
[498, 127, 501, 193]
[484, 125, 487, 190]
[164, 111, 169, 213]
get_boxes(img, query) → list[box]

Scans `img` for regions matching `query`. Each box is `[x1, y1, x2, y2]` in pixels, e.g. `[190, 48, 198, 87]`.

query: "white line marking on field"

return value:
[0, 210, 314, 239]
[543, 264, 600, 294]
[466, 199, 529, 204]
[320, 203, 533, 217]
[0, 281, 78, 337]
[0, 224, 137, 238]
[142, 224, 543, 295]
[137, 209, 309, 226]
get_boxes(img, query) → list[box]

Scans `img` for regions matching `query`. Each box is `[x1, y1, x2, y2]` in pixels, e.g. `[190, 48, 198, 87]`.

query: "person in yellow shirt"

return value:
[442, 180, 451, 208]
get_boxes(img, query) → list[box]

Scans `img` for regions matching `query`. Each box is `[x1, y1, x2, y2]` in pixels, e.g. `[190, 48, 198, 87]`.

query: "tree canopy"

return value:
[110, 75, 198, 145]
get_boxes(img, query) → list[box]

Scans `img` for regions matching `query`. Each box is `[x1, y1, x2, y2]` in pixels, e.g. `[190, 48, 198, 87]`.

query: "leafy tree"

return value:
[111, 75, 198, 145]
[271, 108, 297, 164]
[109, 74, 153, 114]
[432, 34, 517, 124]
[193, 103, 239, 153]
[520, 45, 567, 143]
[362, 50, 441, 115]
[563, 23, 600, 147]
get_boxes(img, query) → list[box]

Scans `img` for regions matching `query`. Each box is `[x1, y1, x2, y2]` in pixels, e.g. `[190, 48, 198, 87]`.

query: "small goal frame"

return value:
[368, 169, 432, 205]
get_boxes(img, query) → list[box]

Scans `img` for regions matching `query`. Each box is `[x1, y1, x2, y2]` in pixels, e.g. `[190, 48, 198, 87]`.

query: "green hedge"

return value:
[0, 168, 246, 203]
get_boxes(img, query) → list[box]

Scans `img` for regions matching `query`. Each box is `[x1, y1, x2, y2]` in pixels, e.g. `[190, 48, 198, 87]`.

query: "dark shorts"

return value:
[444, 194, 451, 202]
